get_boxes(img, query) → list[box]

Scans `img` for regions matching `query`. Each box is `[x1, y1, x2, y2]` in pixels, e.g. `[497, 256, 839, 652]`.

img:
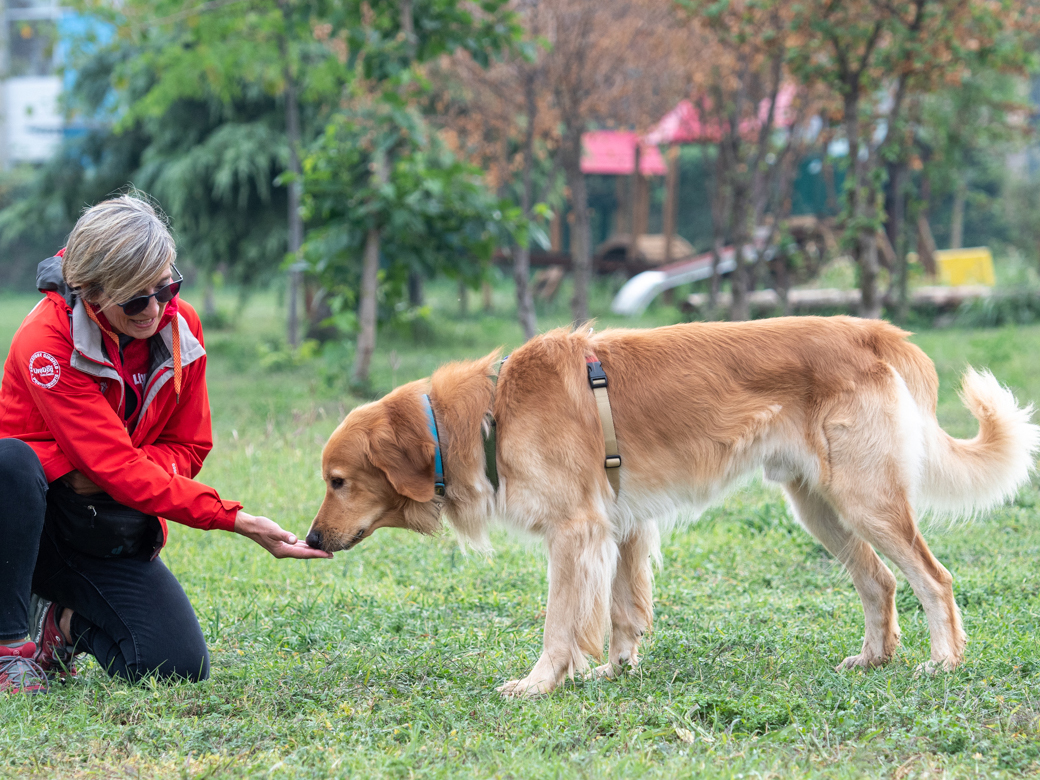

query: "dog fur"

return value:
[306, 316, 1040, 696]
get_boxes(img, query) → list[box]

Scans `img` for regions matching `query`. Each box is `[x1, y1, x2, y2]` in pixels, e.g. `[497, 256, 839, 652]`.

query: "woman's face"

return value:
[103, 265, 175, 340]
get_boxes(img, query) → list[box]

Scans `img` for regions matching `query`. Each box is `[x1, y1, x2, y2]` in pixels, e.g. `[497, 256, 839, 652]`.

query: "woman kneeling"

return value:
[0, 195, 330, 694]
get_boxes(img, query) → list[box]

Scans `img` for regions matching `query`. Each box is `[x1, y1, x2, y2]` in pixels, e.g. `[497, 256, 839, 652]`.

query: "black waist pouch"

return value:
[45, 480, 164, 560]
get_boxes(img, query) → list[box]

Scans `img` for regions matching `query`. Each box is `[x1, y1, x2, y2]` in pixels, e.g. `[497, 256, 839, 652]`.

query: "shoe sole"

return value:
[28, 594, 76, 680]
[28, 593, 48, 649]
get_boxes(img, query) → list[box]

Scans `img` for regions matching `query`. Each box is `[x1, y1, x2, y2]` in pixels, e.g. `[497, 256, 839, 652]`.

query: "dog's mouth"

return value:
[342, 527, 368, 551]
[306, 526, 369, 553]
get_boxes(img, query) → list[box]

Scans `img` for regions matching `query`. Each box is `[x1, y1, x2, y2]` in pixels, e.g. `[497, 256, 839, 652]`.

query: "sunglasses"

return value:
[116, 267, 183, 316]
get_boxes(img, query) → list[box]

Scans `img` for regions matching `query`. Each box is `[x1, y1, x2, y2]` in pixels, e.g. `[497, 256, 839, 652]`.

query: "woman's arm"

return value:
[234, 511, 333, 559]
[60, 474, 331, 560]
[14, 325, 240, 530]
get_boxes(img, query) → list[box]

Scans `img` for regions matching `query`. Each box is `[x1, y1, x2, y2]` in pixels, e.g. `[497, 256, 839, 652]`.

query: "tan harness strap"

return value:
[586, 354, 621, 497]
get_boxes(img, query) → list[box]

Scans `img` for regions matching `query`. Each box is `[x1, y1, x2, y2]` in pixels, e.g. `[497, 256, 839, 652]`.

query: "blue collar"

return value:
[421, 394, 446, 497]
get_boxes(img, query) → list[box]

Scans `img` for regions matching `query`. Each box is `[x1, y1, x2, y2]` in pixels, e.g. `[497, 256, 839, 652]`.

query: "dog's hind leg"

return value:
[832, 490, 965, 673]
[784, 480, 902, 670]
[594, 524, 657, 679]
[498, 515, 617, 698]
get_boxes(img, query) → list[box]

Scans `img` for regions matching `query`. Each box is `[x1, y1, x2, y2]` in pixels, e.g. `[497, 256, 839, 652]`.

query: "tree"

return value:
[790, 0, 1040, 318]
[0, 19, 295, 305]
[301, 102, 523, 386]
[298, 0, 522, 386]
[539, 0, 680, 322]
[436, 2, 560, 340]
[678, 0, 811, 321]
[86, 0, 352, 344]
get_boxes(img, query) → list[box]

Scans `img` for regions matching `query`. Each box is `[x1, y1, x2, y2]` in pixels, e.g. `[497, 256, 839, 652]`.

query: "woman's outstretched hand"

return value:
[234, 511, 333, 559]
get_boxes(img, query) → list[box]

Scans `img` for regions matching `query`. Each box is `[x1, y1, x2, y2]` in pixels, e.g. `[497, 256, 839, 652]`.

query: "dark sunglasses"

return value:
[117, 267, 183, 316]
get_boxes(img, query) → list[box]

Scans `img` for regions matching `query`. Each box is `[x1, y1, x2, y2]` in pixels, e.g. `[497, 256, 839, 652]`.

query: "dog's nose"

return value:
[305, 529, 324, 550]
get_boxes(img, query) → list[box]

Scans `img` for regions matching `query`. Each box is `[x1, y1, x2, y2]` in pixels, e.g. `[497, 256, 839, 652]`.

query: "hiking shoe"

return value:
[0, 642, 48, 694]
[30, 595, 78, 679]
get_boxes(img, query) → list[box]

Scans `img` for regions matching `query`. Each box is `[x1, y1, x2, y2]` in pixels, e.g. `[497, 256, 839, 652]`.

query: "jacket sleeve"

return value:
[139, 353, 213, 479]
[11, 325, 240, 532]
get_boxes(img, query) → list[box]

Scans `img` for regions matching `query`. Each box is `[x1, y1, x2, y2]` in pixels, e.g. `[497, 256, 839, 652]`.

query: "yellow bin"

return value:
[935, 247, 995, 287]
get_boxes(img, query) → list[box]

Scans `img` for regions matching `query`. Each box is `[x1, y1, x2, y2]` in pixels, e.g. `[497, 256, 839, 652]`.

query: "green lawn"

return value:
[1, 281, 1039, 778]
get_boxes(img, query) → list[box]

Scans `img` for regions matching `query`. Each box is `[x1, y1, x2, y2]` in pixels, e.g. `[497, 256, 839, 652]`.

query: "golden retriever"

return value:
[306, 317, 1039, 696]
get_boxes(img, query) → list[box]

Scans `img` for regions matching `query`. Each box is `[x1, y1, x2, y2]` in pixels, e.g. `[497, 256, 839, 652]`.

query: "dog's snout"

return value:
[305, 529, 324, 550]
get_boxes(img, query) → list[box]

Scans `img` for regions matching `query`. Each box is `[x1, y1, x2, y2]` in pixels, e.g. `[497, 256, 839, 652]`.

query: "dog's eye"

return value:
[330, 477, 345, 490]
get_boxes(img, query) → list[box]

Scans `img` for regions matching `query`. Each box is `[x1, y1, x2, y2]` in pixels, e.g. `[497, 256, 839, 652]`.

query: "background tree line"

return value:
[1, 0, 1039, 384]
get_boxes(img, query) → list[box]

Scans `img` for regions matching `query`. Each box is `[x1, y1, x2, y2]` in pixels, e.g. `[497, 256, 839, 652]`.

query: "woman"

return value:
[0, 195, 331, 694]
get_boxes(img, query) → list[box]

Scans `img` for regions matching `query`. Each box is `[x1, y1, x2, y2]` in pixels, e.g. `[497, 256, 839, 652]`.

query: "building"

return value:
[1, 0, 66, 168]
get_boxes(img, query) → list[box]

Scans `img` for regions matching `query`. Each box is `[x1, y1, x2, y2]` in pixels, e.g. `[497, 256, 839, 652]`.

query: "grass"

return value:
[1, 278, 1040, 778]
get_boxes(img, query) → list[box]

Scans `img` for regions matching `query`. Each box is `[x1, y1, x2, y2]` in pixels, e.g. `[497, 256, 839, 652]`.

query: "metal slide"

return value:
[611, 247, 742, 316]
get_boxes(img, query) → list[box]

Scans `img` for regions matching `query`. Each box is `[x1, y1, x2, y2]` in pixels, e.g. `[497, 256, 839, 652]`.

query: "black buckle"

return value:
[434, 482, 446, 497]
[587, 361, 608, 389]
[605, 455, 622, 469]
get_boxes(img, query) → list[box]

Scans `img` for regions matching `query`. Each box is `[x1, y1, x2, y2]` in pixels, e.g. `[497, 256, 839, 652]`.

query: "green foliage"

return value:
[0, 13, 296, 285]
[301, 101, 526, 327]
[329, 0, 522, 83]
[101, 0, 348, 128]
[954, 289, 1040, 329]
[257, 337, 321, 371]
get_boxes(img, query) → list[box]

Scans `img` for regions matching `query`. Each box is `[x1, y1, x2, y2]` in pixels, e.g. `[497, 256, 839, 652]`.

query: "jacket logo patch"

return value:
[28, 351, 61, 389]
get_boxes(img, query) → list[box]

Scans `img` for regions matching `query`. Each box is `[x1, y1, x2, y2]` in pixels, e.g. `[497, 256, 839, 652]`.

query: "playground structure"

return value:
[520, 93, 998, 317]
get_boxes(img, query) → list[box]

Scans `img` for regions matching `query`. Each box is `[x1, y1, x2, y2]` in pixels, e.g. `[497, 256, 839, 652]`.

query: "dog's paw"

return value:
[592, 662, 617, 679]
[592, 657, 636, 680]
[835, 653, 887, 671]
[496, 676, 555, 698]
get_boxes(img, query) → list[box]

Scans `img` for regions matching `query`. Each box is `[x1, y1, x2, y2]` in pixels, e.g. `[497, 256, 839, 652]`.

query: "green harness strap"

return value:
[482, 358, 505, 492]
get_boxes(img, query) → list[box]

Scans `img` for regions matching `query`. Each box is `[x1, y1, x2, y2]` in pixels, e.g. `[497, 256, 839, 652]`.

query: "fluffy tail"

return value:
[919, 368, 1040, 520]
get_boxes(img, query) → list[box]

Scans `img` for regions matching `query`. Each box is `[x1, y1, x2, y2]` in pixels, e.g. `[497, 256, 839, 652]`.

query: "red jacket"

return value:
[0, 256, 241, 542]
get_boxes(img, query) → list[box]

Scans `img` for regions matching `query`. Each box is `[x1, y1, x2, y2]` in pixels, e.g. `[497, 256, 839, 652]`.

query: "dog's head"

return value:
[305, 384, 443, 553]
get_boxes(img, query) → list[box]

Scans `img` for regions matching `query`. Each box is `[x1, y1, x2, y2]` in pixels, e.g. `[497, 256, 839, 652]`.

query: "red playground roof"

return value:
[644, 84, 797, 146]
[581, 130, 667, 176]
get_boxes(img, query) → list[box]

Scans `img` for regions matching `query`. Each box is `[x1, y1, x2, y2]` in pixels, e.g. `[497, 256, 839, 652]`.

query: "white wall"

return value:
[4, 75, 62, 163]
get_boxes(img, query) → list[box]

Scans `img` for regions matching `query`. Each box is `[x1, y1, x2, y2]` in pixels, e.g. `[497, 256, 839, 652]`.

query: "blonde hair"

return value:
[62, 194, 177, 306]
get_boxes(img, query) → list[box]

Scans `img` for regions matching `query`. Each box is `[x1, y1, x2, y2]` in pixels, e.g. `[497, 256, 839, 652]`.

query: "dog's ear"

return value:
[366, 395, 437, 503]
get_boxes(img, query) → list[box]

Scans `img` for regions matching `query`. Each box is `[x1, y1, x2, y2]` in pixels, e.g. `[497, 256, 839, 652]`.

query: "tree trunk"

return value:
[352, 149, 388, 386]
[458, 279, 468, 316]
[353, 226, 381, 386]
[407, 273, 424, 306]
[629, 144, 641, 261]
[729, 183, 750, 322]
[858, 231, 883, 319]
[844, 92, 882, 320]
[708, 147, 729, 315]
[515, 70, 538, 340]
[663, 145, 679, 264]
[889, 161, 909, 321]
[203, 274, 217, 319]
[563, 132, 591, 323]
[951, 176, 967, 250]
[278, 12, 304, 348]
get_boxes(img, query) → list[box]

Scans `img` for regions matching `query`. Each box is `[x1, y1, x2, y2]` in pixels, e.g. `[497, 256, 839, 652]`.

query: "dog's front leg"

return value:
[595, 525, 656, 679]
[498, 517, 617, 698]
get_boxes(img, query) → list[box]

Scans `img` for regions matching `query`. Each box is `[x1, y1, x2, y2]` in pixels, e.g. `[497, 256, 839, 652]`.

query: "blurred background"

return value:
[2, 0, 1040, 388]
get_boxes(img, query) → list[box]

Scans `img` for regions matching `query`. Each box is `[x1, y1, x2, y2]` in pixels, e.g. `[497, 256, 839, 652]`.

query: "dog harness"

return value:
[586, 353, 622, 496]
[426, 352, 621, 500]
[482, 357, 506, 493]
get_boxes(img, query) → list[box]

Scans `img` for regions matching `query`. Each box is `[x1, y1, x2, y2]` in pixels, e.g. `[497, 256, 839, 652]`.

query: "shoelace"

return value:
[0, 654, 49, 693]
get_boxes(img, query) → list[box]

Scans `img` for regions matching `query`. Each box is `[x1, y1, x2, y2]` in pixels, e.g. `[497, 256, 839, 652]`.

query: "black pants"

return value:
[0, 439, 209, 682]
